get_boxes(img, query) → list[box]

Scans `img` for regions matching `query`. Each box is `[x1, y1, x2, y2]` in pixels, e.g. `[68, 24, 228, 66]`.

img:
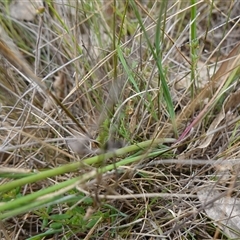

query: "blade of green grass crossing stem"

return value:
[0, 146, 171, 219]
[117, 45, 140, 92]
[129, 0, 177, 136]
[0, 138, 175, 194]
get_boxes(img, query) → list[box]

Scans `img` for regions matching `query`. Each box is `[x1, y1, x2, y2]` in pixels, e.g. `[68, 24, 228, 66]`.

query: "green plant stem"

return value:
[0, 138, 175, 194]
[0, 144, 171, 219]
[190, 0, 198, 97]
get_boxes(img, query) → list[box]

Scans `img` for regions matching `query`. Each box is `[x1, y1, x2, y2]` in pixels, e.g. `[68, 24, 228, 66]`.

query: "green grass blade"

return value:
[129, 0, 177, 136]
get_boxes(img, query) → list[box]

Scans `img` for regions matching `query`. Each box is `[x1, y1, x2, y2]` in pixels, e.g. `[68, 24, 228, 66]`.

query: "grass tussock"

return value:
[1, 0, 240, 239]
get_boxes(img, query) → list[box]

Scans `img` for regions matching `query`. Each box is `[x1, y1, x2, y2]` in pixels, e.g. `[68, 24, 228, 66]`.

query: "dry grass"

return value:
[1, 0, 240, 239]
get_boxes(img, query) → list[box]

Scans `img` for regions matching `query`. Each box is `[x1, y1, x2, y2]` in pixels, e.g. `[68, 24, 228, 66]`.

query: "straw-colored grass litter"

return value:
[1, 0, 240, 239]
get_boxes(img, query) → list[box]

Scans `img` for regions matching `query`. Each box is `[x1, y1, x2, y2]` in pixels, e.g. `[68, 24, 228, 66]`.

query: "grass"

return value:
[1, 0, 240, 239]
